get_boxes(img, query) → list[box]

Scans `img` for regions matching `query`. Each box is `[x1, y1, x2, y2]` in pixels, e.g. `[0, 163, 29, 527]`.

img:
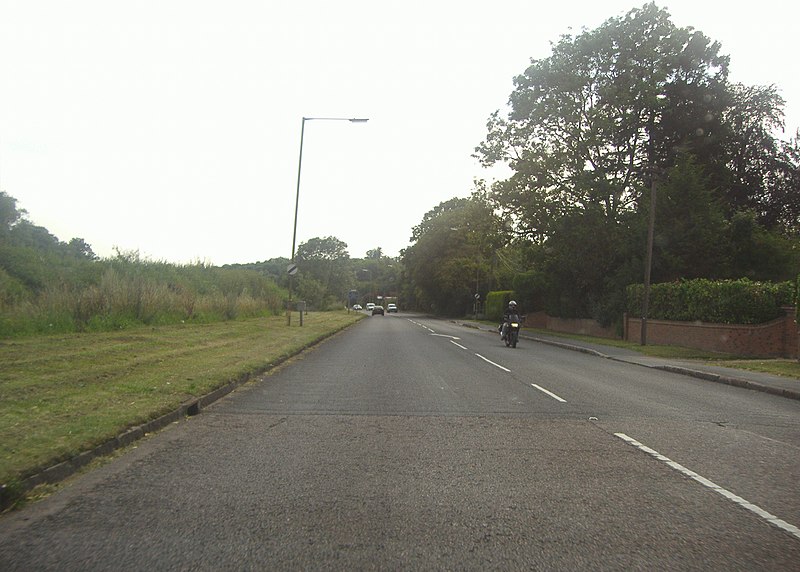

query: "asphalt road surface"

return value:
[2, 314, 799, 570]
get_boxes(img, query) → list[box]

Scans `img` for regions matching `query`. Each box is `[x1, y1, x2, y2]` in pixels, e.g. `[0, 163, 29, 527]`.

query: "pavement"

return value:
[452, 320, 800, 402]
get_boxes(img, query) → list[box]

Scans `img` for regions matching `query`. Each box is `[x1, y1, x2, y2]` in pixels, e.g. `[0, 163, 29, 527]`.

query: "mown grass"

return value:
[0, 311, 363, 494]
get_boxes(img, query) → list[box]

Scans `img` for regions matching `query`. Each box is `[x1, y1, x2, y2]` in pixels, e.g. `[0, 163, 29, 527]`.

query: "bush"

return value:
[486, 290, 515, 322]
[626, 278, 794, 324]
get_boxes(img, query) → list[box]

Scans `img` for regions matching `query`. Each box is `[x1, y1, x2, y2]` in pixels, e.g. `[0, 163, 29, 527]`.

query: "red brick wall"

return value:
[625, 307, 798, 358]
[524, 311, 617, 339]
[525, 308, 798, 358]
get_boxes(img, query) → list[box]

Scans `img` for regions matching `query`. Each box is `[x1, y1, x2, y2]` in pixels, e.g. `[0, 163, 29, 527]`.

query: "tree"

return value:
[648, 155, 730, 281]
[475, 3, 797, 321]
[722, 83, 795, 229]
[295, 236, 350, 308]
[402, 194, 504, 316]
[67, 238, 98, 260]
[476, 3, 729, 241]
[0, 192, 25, 237]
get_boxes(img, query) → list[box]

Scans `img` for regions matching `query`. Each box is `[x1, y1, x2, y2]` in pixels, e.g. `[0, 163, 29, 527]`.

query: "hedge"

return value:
[486, 290, 515, 322]
[626, 278, 794, 325]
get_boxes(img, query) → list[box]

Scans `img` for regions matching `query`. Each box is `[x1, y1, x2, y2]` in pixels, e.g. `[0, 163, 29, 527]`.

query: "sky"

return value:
[1, 1, 798, 266]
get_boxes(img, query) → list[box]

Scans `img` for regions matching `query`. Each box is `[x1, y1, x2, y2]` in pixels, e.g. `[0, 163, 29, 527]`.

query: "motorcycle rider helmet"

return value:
[509, 300, 517, 307]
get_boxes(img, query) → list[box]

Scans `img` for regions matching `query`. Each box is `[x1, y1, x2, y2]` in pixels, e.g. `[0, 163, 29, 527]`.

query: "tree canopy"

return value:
[461, 3, 798, 323]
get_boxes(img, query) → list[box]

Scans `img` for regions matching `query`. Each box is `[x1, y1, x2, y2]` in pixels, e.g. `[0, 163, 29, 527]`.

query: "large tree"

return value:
[476, 2, 729, 240]
[474, 2, 797, 322]
[295, 236, 350, 309]
[402, 193, 505, 316]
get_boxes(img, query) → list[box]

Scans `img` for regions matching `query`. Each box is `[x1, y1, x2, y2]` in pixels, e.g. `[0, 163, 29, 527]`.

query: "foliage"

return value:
[475, 3, 729, 239]
[471, 4, 799, 322]
[0, 192, 286, 337]
[295, 236, 351, 309]
[647, 155, 730, 281]
[626, 278, 794, 324]
[486, 291, 515, 322]
[402, 192, 505, 316]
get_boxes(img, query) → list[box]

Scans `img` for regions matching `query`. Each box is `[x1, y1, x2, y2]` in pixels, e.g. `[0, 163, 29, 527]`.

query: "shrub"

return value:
[626, 278, 794, 324]
[486, 290, 515, 322]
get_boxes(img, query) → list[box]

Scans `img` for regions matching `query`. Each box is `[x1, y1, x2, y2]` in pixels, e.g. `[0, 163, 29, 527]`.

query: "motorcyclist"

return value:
[499, 300, 519, 340]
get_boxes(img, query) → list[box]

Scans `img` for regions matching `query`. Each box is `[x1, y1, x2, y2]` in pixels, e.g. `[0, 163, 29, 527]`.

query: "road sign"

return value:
[287, 264, 298, 276]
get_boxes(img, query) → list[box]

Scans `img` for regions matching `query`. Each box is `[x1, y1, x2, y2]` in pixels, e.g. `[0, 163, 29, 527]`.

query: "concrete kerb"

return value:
[451, 320, 800, 402]
[6, 319, 362, 510]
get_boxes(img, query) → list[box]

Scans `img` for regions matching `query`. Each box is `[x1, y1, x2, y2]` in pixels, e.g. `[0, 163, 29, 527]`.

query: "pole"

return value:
[288, 117, 307, 326]
[286, 116, 367, 326]
[641, 177, 657, 345]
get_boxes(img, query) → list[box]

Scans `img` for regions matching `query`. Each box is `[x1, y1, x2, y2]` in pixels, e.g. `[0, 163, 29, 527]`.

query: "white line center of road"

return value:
[474, 353, 511, 372]
[615, 433, 800, 541]
[450, 340, 468, 350]
[431, 334, 461, 340]
[530, 383, 567, 402]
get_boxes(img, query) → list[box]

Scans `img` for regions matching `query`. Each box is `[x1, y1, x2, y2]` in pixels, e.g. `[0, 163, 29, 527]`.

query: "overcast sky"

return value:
[1, 1, 797, 265]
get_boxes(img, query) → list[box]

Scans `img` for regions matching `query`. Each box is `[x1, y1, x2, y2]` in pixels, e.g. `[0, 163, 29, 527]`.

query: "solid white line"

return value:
[530, 383, 567, 402]
[615, 433, 800, 541]
[474, 353, 511, 372]
[450, 340, 468, 350]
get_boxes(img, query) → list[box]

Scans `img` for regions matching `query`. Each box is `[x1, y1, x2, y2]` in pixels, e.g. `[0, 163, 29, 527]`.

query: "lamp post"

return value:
[641, 176, 657, 345]
[287, 116, 368, 326]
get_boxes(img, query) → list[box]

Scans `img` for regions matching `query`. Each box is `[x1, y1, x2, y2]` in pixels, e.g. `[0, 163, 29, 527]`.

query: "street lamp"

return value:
[641, 176, 657, 345]
[287, 116, 368, 326]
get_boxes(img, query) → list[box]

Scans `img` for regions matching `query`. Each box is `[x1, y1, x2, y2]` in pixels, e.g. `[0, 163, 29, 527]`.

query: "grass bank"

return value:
[1, 311, 363, 506]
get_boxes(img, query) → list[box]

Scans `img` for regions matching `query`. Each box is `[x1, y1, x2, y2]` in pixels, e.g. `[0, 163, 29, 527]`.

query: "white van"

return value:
[365, 303, 375, 312]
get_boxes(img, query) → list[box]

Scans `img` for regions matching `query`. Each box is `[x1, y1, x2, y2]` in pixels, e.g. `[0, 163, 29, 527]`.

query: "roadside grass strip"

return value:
[615, 433, 800, 541]
[0, 312, 362, 505]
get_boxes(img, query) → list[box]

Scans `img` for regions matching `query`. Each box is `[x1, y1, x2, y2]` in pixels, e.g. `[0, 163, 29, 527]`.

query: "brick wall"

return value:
[625, 307, 798, 358]
[524, 311, 618, 339]
[524, 307, 798, 358]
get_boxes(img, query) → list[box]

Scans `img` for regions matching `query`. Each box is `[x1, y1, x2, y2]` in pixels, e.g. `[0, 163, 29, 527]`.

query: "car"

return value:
[387, 303, 398, 313]
[366, 303, 375, 312]
[372, 305, 384, 315]
[352, 304, 363, 311]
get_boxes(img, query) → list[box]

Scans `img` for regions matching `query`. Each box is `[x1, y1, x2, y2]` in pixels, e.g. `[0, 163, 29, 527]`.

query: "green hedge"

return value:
[626, 278, 794, 325]
[486, 290, 515, 322]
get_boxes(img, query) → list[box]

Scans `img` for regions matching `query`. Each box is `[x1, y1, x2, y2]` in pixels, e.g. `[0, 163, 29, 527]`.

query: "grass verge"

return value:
[522, 326, 800, 378]
[469, 319, 800, 379]
[0, 311, 363, 507]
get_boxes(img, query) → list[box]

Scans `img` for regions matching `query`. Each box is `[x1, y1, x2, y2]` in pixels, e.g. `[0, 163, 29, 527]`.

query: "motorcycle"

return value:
[502, 313, 521, 348]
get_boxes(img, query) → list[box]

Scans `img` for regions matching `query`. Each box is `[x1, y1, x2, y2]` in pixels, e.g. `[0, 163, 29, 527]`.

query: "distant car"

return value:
[352, 304, 363, 311]
[372, 305, 384, 315]
[387, 303, 398, 313]
[366, 303, 375, 312]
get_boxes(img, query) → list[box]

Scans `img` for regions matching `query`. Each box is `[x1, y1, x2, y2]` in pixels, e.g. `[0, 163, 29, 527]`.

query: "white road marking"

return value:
[530, 383, 567, 402]
[431, 334, 461, 340]
[474, 353, 511, 372]
[450, 340, 468, 350]
[407, 319, 435, 333]
[615, 433, 800, 541]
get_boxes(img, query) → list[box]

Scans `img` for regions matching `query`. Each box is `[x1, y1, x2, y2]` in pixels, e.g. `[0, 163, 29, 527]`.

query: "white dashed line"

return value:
[450, 340, 468, 350]
[530, 383, 567, 402]
[474, 353, 511, 372]
[615, 433, 800, 541]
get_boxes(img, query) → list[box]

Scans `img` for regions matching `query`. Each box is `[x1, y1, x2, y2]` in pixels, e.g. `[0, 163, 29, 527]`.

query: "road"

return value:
[2, 313, 799, 570]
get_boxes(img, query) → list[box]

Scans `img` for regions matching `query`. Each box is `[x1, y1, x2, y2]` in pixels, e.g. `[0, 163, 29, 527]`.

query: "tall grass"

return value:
[0, 253, 286, 337]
